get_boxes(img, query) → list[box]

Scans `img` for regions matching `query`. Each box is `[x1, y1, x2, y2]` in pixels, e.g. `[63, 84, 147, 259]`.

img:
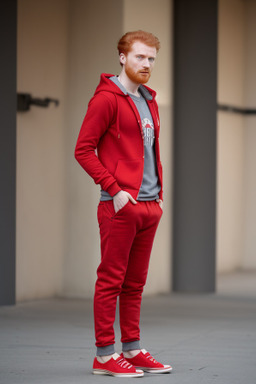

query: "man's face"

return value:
[120, 41, 157, 85]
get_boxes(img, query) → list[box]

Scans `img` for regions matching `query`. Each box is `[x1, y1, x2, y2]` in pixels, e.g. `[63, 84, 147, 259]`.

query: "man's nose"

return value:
[143, 59, 150, 68]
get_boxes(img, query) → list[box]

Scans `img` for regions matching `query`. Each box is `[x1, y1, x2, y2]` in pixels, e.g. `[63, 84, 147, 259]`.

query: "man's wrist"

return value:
[107, 182, 122, 197]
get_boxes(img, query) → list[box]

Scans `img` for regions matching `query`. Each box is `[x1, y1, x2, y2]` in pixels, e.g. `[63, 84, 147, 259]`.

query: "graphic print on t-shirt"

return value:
[142, 118, 155, 146]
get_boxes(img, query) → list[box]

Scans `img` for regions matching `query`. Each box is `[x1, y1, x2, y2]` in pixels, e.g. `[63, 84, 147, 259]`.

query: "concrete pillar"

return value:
[173, 0, 217, 292]
[0, 0, 17, 305]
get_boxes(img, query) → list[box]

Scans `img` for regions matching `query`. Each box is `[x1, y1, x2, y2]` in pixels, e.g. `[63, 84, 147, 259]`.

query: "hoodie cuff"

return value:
[106, 181, 122, 197]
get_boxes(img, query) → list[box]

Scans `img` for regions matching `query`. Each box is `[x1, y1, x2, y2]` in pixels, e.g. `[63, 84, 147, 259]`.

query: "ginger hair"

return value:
[117, 30, 160, 55]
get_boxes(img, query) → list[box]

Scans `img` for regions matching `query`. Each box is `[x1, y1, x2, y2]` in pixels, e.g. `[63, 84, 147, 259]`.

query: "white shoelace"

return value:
[146, 354, 157, 364]
[117, 357, 133, 369]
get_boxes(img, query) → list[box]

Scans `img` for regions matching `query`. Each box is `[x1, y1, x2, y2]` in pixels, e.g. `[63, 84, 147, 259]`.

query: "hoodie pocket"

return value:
[114, 159, 142, 190]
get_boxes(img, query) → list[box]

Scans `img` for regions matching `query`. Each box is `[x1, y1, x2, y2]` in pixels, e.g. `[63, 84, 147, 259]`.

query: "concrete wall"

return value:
[65, 0, 172, 297]
[243, 0, 256, 269]
[16, 0, 172, 300]
[16, 0, 256, 300]
[217, 0, 256, 272]
[123, 0, 172, 294]
[16, 0, 69, 300]
[63, 0, 124, 298]
[217, 0, 245, 273]
[0, 0, 17, 305]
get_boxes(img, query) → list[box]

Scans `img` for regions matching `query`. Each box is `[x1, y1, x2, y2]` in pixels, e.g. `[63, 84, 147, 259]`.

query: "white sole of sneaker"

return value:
[138, 366, 172, 374]
[93, 369, 144, 378]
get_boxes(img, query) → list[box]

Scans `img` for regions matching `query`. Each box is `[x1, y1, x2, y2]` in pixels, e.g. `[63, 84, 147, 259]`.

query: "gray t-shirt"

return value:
[100, 76, 160, 201]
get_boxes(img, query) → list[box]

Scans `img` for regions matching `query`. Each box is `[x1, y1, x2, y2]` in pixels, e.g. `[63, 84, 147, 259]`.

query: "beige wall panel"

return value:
[218, 0, 256, 272]
[217, 0, 246, 272]
[218, 0, 245, 106]
[243, 0, 256, 269]
[16, 0, 69, 300]
[64, 0, 124, 297]
[123, 0, 172, 294]
[123, 0, 172, 106]
[217, 112, 245, 272]
[16, 0, 172, 300]
[244, 0, 256, 109]
[243, 120, 256, 269]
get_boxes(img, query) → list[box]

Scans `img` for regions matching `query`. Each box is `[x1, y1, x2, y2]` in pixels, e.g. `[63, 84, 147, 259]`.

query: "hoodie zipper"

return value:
[136, 118, 145, 200]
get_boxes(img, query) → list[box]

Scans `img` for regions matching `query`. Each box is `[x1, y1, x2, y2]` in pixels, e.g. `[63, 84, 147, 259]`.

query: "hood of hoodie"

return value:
[94, 73, 156, 100]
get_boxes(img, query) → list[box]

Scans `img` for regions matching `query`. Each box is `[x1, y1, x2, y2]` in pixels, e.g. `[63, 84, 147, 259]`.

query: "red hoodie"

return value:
[75, 73, 163, 200]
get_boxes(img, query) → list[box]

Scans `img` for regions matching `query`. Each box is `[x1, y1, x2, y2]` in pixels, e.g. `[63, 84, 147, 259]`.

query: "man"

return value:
[75, 30, 172, 377]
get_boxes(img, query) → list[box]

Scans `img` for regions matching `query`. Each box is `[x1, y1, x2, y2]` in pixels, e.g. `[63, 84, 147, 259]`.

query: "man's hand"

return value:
[156, 198, 163, 210]
[113, 191, 137, 213]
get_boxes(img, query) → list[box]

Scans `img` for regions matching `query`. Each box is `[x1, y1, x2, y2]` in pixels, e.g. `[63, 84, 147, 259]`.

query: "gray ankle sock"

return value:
[122, 340, 141, 352]
[96, 344, 115, 356]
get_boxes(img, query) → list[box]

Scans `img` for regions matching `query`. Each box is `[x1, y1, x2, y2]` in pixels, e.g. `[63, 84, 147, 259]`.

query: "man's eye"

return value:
[149, 58, 155, 63]
[137, 55, 143, 59]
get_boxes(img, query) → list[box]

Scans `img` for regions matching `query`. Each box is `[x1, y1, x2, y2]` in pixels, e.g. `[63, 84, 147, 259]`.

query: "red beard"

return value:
[125, 64, 151, 84]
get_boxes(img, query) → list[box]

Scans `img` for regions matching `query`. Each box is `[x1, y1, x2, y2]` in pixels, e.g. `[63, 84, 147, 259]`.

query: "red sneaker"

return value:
[92, 353, 144, 377]
[121, 349, 172, 374]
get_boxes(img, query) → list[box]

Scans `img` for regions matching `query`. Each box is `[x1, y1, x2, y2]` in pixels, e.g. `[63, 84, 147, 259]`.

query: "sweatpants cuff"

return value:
[96, 344, 115, 356]
[122, 340, 141, 351]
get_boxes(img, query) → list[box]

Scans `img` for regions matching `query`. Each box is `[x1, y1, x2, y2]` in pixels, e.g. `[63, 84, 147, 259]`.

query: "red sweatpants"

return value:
[94, 199, 162, 348]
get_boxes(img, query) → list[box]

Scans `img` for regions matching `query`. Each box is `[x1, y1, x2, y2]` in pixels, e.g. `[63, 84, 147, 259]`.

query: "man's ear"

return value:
[120, 53, 126, 65]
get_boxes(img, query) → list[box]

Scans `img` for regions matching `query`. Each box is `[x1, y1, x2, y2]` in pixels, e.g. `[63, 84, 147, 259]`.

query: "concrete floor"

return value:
[0, 272, 256, 384]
